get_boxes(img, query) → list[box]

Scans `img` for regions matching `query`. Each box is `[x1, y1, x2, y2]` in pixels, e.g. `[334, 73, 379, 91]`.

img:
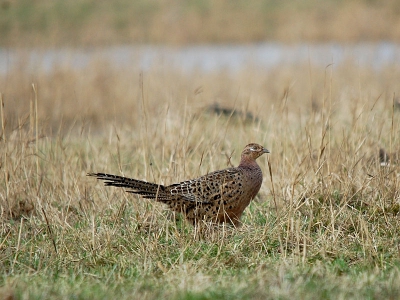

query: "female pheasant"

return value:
[88, 143, 269, 226]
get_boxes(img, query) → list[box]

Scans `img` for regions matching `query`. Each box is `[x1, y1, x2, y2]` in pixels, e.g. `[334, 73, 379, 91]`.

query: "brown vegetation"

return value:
[0, 54, 400, 298]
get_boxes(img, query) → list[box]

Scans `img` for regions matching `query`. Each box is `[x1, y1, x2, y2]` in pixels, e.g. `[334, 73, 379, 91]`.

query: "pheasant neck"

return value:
[238, 157, 259, 168]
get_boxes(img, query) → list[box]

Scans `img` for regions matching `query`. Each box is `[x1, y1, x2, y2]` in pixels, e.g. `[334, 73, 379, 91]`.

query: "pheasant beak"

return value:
[263, 148, 270, 154]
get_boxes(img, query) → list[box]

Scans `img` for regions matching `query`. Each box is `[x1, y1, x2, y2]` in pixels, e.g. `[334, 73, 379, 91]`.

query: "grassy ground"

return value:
[1, 0, 400, 47]
[0, 57, 400, 299]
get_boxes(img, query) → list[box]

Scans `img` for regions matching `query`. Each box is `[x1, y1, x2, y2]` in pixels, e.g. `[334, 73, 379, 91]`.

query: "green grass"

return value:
[3, 208, 400, 299]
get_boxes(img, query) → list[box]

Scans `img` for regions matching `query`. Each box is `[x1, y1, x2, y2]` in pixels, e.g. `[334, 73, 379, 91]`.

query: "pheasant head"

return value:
[240, 143, 270, 164]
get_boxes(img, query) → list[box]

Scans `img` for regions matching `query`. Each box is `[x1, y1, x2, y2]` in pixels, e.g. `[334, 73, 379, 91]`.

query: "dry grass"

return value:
[1, 0, 400, 47]
[1, 56, 400, 299]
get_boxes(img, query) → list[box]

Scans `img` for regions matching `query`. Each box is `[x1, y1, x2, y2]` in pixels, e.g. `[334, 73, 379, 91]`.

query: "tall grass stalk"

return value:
[0, 58, 399, 299]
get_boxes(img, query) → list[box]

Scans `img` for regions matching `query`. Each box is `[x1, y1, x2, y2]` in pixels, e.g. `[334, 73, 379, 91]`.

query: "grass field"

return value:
[1, 0, 400, 47]
[0, 56, 399, 299]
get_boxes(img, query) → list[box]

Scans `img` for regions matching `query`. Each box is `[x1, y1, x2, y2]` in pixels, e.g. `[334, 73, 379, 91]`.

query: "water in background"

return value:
[0, 43, 399, 74]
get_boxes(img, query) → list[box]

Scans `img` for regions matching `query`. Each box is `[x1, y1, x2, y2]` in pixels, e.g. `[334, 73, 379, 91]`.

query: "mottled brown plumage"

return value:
[88, 143, 269, 226]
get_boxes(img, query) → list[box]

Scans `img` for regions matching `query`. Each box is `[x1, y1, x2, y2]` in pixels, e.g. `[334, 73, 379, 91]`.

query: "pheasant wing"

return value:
[167, 168, 244, 204]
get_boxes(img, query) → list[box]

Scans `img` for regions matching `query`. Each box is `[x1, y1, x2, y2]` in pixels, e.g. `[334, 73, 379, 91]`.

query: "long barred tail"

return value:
[87, 172, 168, 200]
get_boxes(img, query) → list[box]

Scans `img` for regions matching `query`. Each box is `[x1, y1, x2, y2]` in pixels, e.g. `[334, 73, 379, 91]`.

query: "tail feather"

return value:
[127, 190, 171, 201]
[87, 173, 167, 200]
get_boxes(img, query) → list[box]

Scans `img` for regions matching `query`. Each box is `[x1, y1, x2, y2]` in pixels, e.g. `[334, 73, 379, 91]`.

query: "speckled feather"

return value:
[88, 143, 269, 226]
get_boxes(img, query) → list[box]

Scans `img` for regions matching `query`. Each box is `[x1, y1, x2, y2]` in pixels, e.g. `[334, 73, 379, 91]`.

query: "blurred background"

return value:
[0, 0, 399, 133]
[1, 0, 400, 46]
